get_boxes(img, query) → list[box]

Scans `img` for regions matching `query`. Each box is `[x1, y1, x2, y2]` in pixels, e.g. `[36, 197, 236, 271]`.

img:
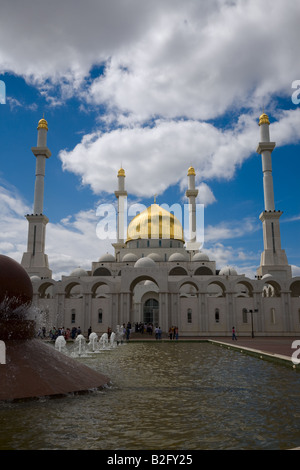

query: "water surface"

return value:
[0, 342, 299, 450]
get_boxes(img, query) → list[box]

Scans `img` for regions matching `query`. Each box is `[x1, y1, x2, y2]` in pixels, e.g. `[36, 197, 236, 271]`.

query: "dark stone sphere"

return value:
[0, 255, 33, 318]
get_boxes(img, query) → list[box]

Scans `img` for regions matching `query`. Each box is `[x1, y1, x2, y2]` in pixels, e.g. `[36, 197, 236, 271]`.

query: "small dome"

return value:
[147, 253, 163, 262]
[98, 253, 115, 262]
[219, 266, 238, 276]
[134, 257, 156, 268]
[168, 252, 188, 262]
[30, 275, 41, 282]
[262, 274, 273, 281]
[187, 166, 196, 176]
[37, 117, 48, 131]
[259, 113, 270, 126]
[122, 253, 138, 262]
[70, 267, 88, 277]
[118, 168, 125, 177]
[192, 252, 209, 262]
[144, 280, 156, 286]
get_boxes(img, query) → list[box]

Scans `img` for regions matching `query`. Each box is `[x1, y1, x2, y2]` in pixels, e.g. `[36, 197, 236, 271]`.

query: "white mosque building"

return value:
[21, 114, 300, 337]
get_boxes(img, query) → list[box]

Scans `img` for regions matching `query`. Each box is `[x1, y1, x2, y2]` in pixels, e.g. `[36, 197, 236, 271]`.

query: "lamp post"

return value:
[248, 309, 258, 338]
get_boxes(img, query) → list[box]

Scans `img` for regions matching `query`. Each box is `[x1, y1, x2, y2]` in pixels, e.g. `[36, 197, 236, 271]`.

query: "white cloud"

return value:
[59, 117, 257, 198]
[292, 265, 300, 277]
[0, 0, 299, 120]
[59, 109, 300, 200]
[46, 210, 114, 280]
[282, 214, 300, 223]
[0, 1, 181, 87]
[197, 183, 216, 207]
[76, 1, 300, 121]
[204, 217, 259, 243]
[79, 1, 300, 121]
[271, 108, 300, 146]
[0, 184, 29, 262]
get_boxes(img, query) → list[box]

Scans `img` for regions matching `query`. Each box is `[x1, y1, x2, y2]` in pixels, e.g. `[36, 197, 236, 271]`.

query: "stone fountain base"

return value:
[0, 255, 110, 402]
[0, 337, 110, 401]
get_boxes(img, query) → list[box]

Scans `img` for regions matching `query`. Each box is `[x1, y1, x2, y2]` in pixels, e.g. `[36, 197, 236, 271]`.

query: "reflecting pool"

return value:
[0, 342, 299, 450]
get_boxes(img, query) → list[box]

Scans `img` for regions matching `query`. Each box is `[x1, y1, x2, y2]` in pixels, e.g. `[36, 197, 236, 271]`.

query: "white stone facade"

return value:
[29, 263, 300, 337]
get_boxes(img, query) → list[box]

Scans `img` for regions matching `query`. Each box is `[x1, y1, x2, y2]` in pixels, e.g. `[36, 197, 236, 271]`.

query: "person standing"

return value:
[155, 326, 159, 340]
[175, 326, 179, 340]
[126, 322, 131, 341]
[158, 326, 162, 340]
[232, 326, 237, 340]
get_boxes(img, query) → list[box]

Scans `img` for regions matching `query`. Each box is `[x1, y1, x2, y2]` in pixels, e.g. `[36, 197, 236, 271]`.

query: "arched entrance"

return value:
[143, 298, 159, 325]
[129, 275, 160, 325]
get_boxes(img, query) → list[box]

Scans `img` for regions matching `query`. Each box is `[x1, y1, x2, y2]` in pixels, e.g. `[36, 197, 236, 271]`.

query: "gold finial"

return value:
[37, 116, 48, 131]
[154, 194, 157, 204]
[187, 166, 196, 176]
[118, 168, 125, 177]
[259, 112, 270, 126]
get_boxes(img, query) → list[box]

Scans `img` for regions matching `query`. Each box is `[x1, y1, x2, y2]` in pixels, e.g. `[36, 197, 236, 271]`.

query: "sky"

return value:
[0, 0, 300, 280]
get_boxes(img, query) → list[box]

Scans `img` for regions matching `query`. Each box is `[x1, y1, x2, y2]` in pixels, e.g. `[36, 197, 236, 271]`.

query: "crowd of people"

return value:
[37, 326, 83, 341]
[168, 326, 179, 340]
[36, 323, 238, 342]
[134, 322, 155, 335]
[134, 322, 179, 340]
[36, 323, 180, 341]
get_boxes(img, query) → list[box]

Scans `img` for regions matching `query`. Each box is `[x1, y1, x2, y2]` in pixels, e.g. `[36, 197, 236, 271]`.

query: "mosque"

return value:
[20, 113, 300, 337]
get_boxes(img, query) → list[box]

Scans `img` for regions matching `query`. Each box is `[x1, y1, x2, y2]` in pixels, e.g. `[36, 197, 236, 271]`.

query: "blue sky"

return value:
[0, 0, 299, 279]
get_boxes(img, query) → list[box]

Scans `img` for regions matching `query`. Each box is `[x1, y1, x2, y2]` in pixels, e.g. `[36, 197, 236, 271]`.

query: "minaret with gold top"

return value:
[21, 117, 52, 279]
[185, 166, 201, 252]
[256, 112, 291, 279]
[113, 167, 128, 260]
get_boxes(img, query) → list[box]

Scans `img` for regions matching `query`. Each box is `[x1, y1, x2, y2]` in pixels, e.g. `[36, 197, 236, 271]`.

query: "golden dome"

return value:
[126, 204, 185, 243]
[259, 113, 270, 126]
[187, 166, 196, 176]
[118, 168, 125, 177]
[37, 117, 48, 131]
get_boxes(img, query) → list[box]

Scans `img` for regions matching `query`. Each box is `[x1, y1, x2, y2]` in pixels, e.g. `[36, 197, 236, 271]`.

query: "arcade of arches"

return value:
[30, 271, 300, 337]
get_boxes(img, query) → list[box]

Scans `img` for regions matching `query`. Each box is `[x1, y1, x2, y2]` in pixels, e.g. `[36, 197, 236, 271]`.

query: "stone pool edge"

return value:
[208, 339, 300, 371]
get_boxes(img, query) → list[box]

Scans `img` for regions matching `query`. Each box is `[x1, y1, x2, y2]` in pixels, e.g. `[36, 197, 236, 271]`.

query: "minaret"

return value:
[256, 113, 291, 279]
[21, 117, 52, 279]
[113, 168, 128, 261]
[185, 167, 201, 252]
